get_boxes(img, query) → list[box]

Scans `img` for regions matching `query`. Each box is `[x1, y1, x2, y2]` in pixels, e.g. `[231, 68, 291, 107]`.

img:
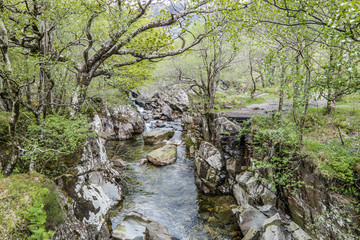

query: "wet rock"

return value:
[112, 158, 127, 168]
[143, 129, 175, 145]
[139, 158, 148, 165]
[262, 213, 282, 231]
[112, 212, 171, 240]
[135, 96, 147, 108]
[237, 204, 268, 235]
[147, 144, 177, 166]
[242, 227, 260, 240]
[145, 221, 172, 240]
[155, 121, 166, 128]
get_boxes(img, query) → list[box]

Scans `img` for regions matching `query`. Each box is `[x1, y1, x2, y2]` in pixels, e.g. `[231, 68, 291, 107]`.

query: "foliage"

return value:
[18, 115, 95, 177]
[303, 105, 360, 198]
[0, 172, 64, 240]
[245, 114, 306, 193]
[0, 112, 10, 142]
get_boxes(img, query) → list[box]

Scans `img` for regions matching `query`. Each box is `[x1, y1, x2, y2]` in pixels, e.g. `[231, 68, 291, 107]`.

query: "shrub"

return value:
[18, 114, 96, 177]
[245, 115, 305, 192]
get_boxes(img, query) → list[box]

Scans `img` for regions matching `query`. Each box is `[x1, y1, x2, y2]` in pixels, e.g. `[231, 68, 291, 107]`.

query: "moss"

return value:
[0, 112, 10, 141]
[184, 135, 194, 148]
[0, 172, 65, 239]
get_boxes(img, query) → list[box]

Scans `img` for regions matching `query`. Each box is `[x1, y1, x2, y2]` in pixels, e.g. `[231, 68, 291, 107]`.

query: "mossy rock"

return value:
[147, 144, 177, 166]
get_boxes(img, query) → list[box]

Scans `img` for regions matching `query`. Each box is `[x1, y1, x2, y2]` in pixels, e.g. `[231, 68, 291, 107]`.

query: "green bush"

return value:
[245, 115, 305, 192]
[19, 114, 96, 177]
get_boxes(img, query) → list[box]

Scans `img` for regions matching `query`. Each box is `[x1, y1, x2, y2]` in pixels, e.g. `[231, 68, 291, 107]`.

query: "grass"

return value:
[0, 172, 64, 240]
[302, 104, 360, 197]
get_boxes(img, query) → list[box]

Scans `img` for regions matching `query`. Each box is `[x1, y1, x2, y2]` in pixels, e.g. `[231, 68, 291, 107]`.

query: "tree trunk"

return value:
[71, 72, 91, 114]
[4, 99, 20, 175]
[278, 66, 286, 112]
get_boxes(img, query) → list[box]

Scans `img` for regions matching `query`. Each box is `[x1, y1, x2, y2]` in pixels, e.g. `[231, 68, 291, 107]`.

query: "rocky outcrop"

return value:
[285, 163, 360, 240]
[195, 141, 230, 194]
[138, 87, 189, 120]
[112, 212, 172, 240]
[98, 104, 145, 140]
[147, 144, 177, 166]
[57, 115, 123, 238]
[233, 204, 311, 240]
[143, 129, 175, 145]
[183, 112, 359, 240]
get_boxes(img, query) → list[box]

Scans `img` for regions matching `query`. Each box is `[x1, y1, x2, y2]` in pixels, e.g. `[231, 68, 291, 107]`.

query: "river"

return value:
[106, 106, 240, 239]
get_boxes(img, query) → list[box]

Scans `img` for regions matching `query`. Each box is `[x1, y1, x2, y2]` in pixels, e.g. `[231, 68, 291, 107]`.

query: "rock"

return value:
[143, 129, 175, 145]
[60, 116, 123, 238]
[98, 105, 145, 140]
[112, 158, 127, 168]
[242, 227, 260, 240]
[145, 222, 172, 240]
[53, 189, 90, 240]
[287, 221, 313, 240]
[235, 171, 277, 206]
[135, 96, 147, 108]
[112, 212, 171, 240]
[147, 145, 177, 166]
[214, 117, 241, 136]
[233, 184, 248, 206]
[261, 225, 286, 240]
[161, 102, 173, 120]
[262, 213, 282, 231]
[237, 204, 268, 235]
[155, 121, 166, 128]
[198, 142, 223, 171]
[139, 158, 148, 165]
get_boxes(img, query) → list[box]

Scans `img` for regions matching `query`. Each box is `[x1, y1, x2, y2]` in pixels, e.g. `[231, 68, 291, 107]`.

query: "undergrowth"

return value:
[0, 172, 64, 240]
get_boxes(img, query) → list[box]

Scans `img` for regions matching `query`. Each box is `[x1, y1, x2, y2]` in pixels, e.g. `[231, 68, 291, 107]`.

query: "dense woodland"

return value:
[0, 0, 359, 239]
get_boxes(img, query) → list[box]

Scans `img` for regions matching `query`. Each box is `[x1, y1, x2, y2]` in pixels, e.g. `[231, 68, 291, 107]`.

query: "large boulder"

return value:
[112, 212, 172, 240]
[195, 141, 230, 194]
[147, 144, 177, 166]
[198, 142, 223, 171]
[143, 129, 174, 145]
[214, 117, 241, 136]
[141, 87, 189, 119]
[99, 104, 145, 140]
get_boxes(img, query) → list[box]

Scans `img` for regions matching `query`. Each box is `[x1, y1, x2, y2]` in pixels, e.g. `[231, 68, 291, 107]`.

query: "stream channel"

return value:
[106, 104, 241, 239]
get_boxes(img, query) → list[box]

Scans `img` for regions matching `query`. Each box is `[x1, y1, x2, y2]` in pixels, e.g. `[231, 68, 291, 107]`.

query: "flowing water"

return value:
[107, 106, 240, 239]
